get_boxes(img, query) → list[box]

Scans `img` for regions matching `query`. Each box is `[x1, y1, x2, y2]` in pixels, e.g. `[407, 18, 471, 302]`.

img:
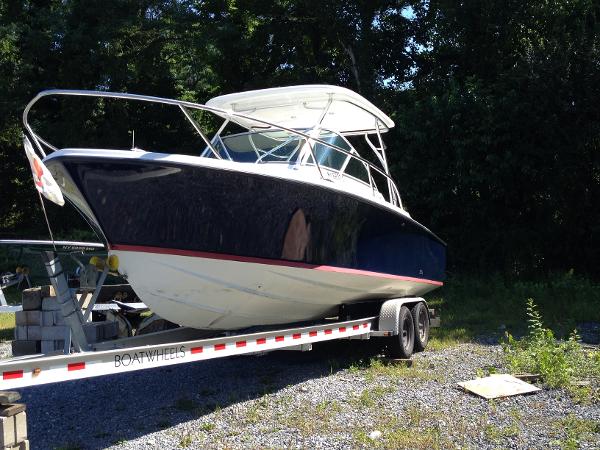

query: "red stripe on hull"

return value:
[110, 244, 443, 286]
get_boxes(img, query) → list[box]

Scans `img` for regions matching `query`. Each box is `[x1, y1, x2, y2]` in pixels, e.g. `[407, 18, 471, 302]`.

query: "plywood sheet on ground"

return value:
[458, 374, 541, 399]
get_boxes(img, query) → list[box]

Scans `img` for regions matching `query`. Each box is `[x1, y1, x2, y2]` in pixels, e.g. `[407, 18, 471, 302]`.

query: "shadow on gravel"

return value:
[19, 339, 386, 449]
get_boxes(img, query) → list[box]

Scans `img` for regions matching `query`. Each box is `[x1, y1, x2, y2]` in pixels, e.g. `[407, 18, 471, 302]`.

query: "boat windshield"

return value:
[204, 129, 370, 184]
[205, 130, 305, 163]
[311, 132, 351, 170]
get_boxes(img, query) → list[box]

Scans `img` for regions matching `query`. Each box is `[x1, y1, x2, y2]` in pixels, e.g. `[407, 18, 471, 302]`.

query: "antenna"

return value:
[131, 130, 135, 150]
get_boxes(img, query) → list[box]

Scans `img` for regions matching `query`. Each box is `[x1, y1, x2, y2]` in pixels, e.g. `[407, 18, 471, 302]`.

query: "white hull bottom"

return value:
[112, 250, 441, 330]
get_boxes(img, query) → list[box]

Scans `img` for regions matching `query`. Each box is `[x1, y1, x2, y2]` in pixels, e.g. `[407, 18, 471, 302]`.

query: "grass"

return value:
[178, 432, 194, 448]
[280, 399, 343, 436]
[427, 327, 474, 350]
[199, 422, 215, 432]
[552, 414, 600, 449]
[484, 421, 520, 442]
[350, 385, 395, 408]
[426, 272, 600, 339]
[352, 414, 446, 449]
[0, 312, 15, 342]
[349, 357, 439, 382]
[245, 400, 265, 424]
[503, 299, 600, 403]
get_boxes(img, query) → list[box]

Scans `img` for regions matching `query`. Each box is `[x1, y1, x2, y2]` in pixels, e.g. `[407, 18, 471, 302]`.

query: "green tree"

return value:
[396, 0, 600, 276]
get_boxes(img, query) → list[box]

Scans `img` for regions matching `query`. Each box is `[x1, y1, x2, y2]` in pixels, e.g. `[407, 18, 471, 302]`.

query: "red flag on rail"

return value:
[23, 136, 65, 206]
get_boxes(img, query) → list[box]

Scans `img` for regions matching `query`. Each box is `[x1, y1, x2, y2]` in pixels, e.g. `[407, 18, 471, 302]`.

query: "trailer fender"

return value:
[378, 297, 427, 335]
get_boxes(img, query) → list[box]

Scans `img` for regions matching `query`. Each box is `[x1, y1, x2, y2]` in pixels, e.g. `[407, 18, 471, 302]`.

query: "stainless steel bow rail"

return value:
[23, 89, 403, 208]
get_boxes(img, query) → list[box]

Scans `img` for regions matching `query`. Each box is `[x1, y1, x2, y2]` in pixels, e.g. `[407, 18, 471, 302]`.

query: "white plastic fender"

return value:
[377, 297, 427, 335]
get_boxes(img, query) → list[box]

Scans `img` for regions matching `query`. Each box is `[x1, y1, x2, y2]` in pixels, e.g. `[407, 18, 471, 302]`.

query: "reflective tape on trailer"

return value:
[0, 318, 375, 389]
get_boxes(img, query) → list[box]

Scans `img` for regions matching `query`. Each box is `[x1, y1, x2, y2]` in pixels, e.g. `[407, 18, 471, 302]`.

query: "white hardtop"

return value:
[206, 85, 394, 135]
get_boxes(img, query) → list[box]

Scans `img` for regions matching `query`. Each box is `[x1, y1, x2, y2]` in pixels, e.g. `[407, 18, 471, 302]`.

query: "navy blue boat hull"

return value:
[45, 154, 446, 284]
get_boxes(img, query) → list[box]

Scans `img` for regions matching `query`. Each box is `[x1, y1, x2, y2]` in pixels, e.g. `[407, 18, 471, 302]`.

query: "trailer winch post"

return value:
[42, 251, 89, 351]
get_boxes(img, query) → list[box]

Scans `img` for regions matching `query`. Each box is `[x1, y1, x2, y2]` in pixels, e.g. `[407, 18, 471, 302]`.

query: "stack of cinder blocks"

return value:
[13, 286, 65, 356]
[13, 286, 119, 356]
[0, 392, 28, 450]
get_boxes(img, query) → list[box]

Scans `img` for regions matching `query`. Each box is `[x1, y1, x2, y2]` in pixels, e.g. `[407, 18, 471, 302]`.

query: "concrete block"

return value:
[0, 404, 25, 417]
[83, 321, 119, 342]
[25, 326, 41, 341]
[29, 311, 41, 325]
[11, 341, 40, 357]
[14, 412, 26, 444]
[41, 297, 60, 311]
[83, 322, 104, 342]
[41, 340, 65, 354]
[0, 393, 20, 405]
[41, 311, 54, 327]
[83, 321, 118, 342]
[40, 340, 54, 354]
[14, 312, 41, 327]
[53, 311, 65, 325]
[0, 414, 15, 447]
[40, 326, 69, 341]
[14, 312, 26, 327]
[13, 327, 27, 341]
[20, 289, 41, 311]
[39, 285, 54, 298]
[104, 321, 119, 339]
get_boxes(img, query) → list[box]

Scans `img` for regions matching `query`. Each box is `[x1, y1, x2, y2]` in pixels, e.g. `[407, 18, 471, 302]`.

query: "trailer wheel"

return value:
[389, 306, 414, 358]
[411, 302, 429, 352]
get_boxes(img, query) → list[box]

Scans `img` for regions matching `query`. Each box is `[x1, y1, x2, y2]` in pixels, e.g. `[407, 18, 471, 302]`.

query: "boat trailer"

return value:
[0, 250, 439, 388]
[0, 250, 438, 447]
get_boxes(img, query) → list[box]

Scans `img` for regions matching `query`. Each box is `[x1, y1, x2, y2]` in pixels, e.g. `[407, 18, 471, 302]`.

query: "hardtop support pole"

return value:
[42, 251, 89, 351]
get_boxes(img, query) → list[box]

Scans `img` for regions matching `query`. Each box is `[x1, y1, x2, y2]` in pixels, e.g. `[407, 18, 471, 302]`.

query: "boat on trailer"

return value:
[22, 85, 446, 330]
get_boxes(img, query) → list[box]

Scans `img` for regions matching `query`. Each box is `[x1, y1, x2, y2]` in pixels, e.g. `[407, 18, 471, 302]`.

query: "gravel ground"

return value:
[3, 338, 600, 449]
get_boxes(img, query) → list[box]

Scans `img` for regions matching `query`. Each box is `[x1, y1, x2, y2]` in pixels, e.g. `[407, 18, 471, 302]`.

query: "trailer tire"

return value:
[389, 306, 414, 358]
[411, 302, 429, 352]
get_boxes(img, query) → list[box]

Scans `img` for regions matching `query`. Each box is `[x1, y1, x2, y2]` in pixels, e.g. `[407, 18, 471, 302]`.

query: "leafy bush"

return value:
[503, 299, 600, 395]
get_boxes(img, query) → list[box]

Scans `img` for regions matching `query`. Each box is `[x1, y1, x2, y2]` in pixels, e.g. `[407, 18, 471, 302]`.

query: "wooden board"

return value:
[458, 374, 541, 399]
